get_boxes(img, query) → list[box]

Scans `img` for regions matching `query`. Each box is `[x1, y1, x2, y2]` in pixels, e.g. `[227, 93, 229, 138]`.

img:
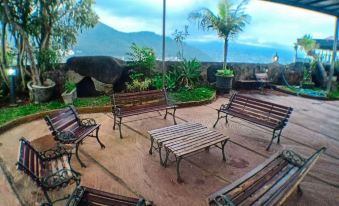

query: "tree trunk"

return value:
[223, 38, 229, 69]
[2, 1, 42, 86]
[0, 22, 9, 87]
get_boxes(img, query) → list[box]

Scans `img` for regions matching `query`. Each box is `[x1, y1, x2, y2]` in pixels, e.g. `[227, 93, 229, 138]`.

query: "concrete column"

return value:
[162, 0, 166, 89]
[327, 17, 338, 93]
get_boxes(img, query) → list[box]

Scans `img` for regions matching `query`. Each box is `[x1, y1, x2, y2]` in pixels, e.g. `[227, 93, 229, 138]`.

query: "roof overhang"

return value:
[262, 0, 339, 17]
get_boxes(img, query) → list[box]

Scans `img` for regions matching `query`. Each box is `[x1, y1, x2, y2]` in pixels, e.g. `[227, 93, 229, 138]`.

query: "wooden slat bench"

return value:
[44, 106, 105, 167]
[148, 122, 230, 183]
[66, 186, 152, 206]
[213, 93, 293, 150]
[112, 89, 177, 138]
[208, 147, 326, 206]
[16, 137, 80, 205]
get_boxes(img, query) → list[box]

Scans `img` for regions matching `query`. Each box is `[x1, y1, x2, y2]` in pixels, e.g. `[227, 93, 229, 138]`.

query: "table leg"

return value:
[176, 157, 183, 183]
[158, 143, 165, 166]
[149, 136, 154, 155]
[163, 148, 170, 168]
[221, 140, 228, 161]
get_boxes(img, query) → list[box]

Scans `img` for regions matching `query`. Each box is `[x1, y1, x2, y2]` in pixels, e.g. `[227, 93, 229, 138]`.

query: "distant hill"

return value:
[72, 22, 213, 61]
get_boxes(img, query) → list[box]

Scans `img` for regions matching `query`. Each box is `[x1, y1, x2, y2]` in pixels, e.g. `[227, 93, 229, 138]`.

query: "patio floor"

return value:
[0, 90, 339, 206]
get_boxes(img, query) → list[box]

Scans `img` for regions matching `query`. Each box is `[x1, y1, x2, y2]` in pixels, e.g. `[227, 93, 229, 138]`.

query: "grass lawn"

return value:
[0, 96, 110, 126]
[169, 86, 215, 103]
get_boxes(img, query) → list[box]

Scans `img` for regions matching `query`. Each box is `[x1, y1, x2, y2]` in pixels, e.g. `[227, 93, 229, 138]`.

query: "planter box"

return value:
[62, 88, 77, 104]
[216, 75, 234, 93]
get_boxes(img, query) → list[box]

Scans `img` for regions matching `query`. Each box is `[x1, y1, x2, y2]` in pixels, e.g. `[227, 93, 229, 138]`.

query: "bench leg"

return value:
[75, 143, 86, 168]
[158, 110, 162, 116]
[118, 117, 123, 139]
[113, 114, 116, 130]
[205, 146, 210, 152]
[149, 136, 154, 155]
[43, 190, 53, 206]
[266, 129, 276, 151]
[221, 140, 228, 161]
[172, 107, 177, 125]
[176, 157, 183, 183]
[95, 127, 105, 149]
[225, 114, 228, 124]
[213, 110, 221, 128]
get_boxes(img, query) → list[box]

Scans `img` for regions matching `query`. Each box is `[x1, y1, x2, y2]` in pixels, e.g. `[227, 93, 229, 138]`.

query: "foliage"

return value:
[168, 86, 215, 103]
[164, 72, 177, 92]
[0, 0, 98, 85]
[151, 74, 163, 90]
[127, 43, 156, 77]
[63, 81, 76, 93]
[126, 78, 152, 93]
[216, 68, 234, 77]
[298, 34, 319, 57]
[36, 48, 60, 72]
[168, 58, 202, 90]
[0, 96, 111, 126]
[172, 25, 189, 60]
[189, 0, 250, 68]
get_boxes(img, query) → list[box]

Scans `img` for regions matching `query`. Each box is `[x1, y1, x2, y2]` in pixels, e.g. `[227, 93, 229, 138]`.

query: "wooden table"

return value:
[148, 122, 230, 183]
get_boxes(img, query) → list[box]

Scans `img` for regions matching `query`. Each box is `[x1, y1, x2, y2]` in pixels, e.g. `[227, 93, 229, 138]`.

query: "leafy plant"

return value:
[127, 43, 156, 77]
[189, 0, 250, 69]
[169, 58, 202, 90]
[172, 25, 189, 60]
[216, 68, 234, 77]
[126, 78, 152, 93]
[36, 48, 60, 72]
[169, 86, 215, 103]
[151, 74, 163, 90]
[63, 81, 76, 93]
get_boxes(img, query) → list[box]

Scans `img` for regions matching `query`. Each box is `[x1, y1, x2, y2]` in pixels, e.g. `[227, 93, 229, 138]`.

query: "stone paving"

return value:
[0, 90, 339, 205]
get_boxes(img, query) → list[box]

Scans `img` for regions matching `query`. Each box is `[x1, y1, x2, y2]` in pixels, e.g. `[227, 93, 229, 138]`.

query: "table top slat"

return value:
[148, 123, 202, 135]
[165, 130, 219, 148]
[153, 126, 206, 140]
[156, 128, 212, 144]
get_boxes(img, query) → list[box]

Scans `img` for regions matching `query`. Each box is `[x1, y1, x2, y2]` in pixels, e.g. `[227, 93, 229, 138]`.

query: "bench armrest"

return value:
[40, 145, 72, 161]
[112, 106, 122, 116]
[55, 131, 78, 144]
[80, 118, 97, 127]
[219, 104, 229, 111]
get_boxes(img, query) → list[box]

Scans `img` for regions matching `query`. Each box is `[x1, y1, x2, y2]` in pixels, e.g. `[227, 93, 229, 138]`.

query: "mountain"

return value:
[72, 22, 213, 61]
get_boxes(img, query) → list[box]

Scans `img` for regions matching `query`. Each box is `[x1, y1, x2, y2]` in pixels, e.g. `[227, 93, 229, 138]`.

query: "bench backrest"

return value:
[45, 106, 80, 136]
[228, 93, 293, 128]
[67, 186, 147, 206]
[208, 147, 326, 206]
[16, 137, 43, 185]
[111, 90, 169, 110]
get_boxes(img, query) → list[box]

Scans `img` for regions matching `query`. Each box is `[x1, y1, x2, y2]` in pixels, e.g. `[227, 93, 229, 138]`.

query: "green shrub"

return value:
[216, 68, 234, 77]
[63, 81, 76, 93]
[126, 78, 152, 92]
[127, 43, 156, 77]
[151, 74, 163, 90]
[169, 86, 215, 103]
[168, 58, 201, 90]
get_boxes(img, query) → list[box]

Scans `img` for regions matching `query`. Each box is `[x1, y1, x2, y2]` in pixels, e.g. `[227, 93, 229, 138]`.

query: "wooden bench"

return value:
[148, 122, 229, 183]
[66, 186, 152, 206]
[112, 89, 177, 138]
[208, 147, 326, 206]
[16, 137, 80, 205]
[44, 106, 105, 167]
[213, 93, 293, 150]
[236, 72, 271, 90]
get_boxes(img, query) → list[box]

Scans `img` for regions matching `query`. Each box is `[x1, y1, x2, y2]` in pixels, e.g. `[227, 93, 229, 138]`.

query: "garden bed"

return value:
[168, 86, 216, 107]
[275, 85, 339, 100]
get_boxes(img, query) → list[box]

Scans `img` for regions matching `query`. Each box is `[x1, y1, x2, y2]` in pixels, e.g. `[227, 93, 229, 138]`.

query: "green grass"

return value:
[169, 86, 215, 103]
[0, 96, 110, 126]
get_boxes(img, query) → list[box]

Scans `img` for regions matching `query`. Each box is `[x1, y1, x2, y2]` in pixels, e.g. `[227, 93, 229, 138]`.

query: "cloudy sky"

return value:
[94, 0, 335, 49]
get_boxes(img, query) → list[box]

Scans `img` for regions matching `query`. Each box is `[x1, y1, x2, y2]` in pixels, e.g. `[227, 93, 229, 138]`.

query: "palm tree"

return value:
[189, 0, 250, 69]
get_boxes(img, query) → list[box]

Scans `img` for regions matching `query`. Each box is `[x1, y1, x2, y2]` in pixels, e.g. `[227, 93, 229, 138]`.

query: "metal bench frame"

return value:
[213, 93, 293, 150]
[66, 186, 152, 206]
[208, 147, 326, 206]
[112, 89, 177, 138]
[45, 106, 105, 167]
[16, 137, 80, 205]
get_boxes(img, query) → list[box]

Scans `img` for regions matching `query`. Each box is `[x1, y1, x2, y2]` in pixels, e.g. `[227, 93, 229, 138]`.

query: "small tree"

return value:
[172, 25, 189, 60]
[0, 0, 98, 86]
[189, 0, 250, 69]
[126, 43, 156, 78]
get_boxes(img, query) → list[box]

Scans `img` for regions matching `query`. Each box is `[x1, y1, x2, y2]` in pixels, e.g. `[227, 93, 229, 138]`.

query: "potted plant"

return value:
[61, 81, 77, 104]
[216, 68, 234, 93]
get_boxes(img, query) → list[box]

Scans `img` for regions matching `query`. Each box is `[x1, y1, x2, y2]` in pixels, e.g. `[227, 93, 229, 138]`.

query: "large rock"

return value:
[66, 56, 125, 84]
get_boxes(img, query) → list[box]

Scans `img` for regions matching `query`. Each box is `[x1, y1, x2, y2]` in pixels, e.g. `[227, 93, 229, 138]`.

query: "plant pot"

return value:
[61, 88, 77, 104]
[27, 79, 56, 103]
[216, 75, 234, 93]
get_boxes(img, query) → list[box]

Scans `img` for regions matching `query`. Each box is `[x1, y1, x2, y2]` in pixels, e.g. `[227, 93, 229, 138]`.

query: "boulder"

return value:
[66, 56, 126, 84]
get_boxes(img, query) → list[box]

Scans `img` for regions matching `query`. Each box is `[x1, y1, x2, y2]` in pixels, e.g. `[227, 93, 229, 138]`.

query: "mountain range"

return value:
[72, 22, 213, 61]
